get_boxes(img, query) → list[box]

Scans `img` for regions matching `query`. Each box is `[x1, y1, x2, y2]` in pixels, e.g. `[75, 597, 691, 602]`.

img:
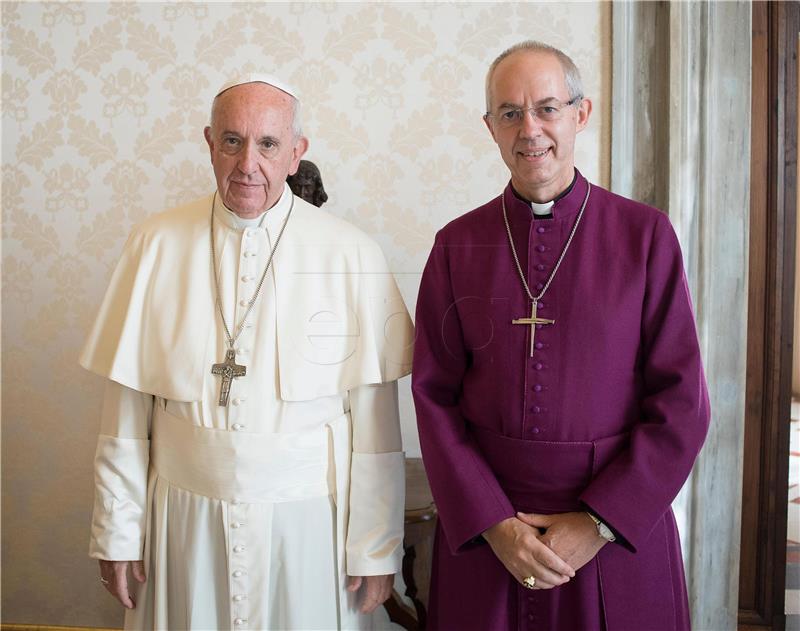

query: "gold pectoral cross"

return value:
[512, 300, 555, 357]
[211, 349, 247, 406]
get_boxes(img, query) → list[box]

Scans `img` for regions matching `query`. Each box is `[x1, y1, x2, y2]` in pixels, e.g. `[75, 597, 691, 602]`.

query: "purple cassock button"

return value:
[536, 245, 546, 253]
[536, 283, 544, 290]
[533, 406, 541, 413]
[532, 427, 540, 434]
[535, 324, 543, 330]
[533, 384, 542, 392]
[538, 302, 545, 309]
[536, 226, 546, 234]
[536, 264, 545, 271]
[535, 342, 544, 350]
[535, 363, 543, 370]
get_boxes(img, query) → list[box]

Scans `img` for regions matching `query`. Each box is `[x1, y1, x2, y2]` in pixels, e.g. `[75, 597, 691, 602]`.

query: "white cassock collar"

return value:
[213, 183, 293, 235]
[530, 200, 554, 216]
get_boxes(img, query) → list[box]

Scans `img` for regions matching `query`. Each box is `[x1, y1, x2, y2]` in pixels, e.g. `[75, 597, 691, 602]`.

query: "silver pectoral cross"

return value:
[211, 349, 246, 406]
[512, 300, 555, 357]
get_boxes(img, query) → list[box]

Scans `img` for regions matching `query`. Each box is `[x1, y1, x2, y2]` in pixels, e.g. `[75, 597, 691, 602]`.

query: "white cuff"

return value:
[346, 451, 405, 576]
[89, 434, 149, 560]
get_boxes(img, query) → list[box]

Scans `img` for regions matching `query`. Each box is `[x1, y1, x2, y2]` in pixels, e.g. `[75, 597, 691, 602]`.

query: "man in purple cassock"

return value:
[412, 41, 711, 631]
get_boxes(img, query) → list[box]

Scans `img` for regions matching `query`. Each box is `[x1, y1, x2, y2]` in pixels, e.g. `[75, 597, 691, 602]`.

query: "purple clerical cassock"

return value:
[412, 171, 710, 631]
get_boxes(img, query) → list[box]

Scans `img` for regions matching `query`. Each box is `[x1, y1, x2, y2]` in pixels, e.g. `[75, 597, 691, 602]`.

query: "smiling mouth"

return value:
[519, 148, 551, 159]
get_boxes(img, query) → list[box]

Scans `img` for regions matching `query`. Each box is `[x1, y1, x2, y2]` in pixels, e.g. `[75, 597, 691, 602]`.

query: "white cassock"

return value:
[81, 185, 414, 630]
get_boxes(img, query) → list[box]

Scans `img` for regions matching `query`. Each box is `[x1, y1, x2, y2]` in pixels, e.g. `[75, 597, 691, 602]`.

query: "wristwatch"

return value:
[586, 512, 616, 542]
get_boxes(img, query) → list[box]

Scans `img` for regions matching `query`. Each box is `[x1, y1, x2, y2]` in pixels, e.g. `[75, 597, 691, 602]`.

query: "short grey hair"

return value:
[289, 97, 302, 138]
[485, 40, 584, 113]
[209, 88, 303, 139]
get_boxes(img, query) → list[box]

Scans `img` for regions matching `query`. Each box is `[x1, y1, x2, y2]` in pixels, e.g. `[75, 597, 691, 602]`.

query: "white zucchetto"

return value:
[215, 73, 299, 101]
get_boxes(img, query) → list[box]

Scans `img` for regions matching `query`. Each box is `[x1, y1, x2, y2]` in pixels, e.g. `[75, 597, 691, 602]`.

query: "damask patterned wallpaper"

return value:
[1, 2, 609, 625]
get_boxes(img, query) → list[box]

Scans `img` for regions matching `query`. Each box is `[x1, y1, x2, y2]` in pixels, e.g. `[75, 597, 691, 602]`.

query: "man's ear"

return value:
[483, 114, 497, 143]
[204, 126, 214, 155]
[575, 98, 592, 133]
[288, 136, 309, 175]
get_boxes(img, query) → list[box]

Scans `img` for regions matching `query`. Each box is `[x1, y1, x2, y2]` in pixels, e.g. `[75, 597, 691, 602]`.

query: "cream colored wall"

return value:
[1, 2, 610, 626]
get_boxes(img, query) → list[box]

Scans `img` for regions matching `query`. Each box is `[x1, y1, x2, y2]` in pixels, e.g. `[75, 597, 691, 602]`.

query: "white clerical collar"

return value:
[213, 184, 293, 234]
[530, 200, 554, 216]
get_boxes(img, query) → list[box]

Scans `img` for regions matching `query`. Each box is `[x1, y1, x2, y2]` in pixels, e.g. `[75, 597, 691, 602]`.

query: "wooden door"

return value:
[739, 3, 798, 630]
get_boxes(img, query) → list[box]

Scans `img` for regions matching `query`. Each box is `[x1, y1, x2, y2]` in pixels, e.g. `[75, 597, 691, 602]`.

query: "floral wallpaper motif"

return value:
[1, 2, 609, 625]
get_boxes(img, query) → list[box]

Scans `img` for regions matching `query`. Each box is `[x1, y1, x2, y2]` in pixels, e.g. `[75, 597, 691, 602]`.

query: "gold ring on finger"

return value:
[522, 576, 536, 589]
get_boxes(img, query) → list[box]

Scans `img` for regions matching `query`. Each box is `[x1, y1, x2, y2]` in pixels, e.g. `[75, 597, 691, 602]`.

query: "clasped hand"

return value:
[482, 511, 607, 590]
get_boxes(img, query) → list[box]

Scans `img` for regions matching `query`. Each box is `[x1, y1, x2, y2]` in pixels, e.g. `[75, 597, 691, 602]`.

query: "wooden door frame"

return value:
[739, 3, 798, 629]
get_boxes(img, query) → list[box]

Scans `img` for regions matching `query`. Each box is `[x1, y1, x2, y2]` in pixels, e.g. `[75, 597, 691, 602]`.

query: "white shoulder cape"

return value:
[80, 194, 414, 402]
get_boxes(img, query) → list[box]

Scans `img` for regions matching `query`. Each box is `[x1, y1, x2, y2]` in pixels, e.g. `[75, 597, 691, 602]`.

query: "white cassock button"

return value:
[232, 398, 241, 406]
[231, 521, 242, 529]
[244, 251, 256, 257]
[233, 570, 243, 578]
[239, 300, 248, 307]
[232, 423, 245, 431]
[234, 618, 246, 626]
[233, 545, 245, 553]
[241, 275, 253, 282]
[233, 595, 246, 602]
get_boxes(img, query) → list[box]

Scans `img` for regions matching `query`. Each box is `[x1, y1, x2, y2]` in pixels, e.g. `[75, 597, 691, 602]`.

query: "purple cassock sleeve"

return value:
[412, 232, 516, 553]
[579, 214, 710, 552]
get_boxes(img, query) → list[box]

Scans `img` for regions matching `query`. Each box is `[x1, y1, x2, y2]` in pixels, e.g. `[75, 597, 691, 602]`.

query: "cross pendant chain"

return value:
[207, 192, 294, 407]
[502, 183, 591, 358]
[512, 300, 555, 357]
[211, 348, 247, 406]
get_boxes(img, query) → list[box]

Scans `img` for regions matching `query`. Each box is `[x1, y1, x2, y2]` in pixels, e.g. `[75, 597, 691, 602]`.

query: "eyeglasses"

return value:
[485, 97, 582, 128]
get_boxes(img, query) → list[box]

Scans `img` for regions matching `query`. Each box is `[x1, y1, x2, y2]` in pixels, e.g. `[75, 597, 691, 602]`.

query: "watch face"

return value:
[587, 512, 615, 542]
[598, 523, 615, 541]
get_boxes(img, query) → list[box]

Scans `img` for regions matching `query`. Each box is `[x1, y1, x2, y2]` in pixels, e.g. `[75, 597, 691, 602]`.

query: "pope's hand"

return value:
[483, 516, 575, 589]
[346, 574, 394, 613]
[516, 511, 607, 573]
[98, 559, 146, 609]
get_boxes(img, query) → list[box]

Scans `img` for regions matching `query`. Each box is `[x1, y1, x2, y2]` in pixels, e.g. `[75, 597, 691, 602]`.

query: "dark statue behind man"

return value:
[287, 160, 328, 207]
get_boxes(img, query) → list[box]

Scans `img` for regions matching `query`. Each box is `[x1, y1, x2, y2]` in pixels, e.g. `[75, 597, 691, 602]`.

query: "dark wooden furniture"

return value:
[385, 458, 437, 630]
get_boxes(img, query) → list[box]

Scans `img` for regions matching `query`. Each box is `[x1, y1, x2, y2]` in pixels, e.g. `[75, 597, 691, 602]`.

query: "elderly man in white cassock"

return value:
[80, 74, 413, 630]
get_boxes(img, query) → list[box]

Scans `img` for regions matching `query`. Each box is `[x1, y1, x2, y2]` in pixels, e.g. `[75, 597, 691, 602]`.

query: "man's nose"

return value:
[519, 109, 543, 137]
[236, 141, 258, 175]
